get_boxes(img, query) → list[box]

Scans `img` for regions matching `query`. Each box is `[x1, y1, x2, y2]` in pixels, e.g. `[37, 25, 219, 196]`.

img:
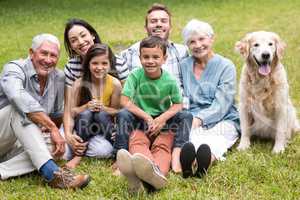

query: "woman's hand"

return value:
[66, 132, 88, 156]
[192, 117, 202, 128]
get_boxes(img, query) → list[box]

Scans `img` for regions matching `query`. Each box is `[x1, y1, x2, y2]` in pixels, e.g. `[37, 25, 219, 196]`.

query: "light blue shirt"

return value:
[181, 54, 240, 131]
[0, 58, 64, 124]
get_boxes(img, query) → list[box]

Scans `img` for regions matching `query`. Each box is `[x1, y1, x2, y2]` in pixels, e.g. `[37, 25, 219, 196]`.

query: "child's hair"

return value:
[64, 18, 102, 58]
[139, 36, 167, 56]
[77, 43, 116, 106]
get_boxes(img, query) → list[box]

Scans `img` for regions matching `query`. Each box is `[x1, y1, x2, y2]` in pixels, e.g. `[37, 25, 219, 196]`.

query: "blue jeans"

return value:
[39, 159, 59, 181]
[113, 109, 192, 155]
[75, 110, 113, 144]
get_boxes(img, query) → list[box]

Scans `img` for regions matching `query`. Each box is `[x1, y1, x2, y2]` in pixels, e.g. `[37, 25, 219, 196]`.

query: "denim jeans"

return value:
[75, 109, 113, 144]
[39, 159, 59, 181]
[113, 109, 192, 155]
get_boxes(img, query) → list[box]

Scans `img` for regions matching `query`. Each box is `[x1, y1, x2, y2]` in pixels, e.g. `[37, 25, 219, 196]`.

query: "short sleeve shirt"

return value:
[122, 68, 182, 116]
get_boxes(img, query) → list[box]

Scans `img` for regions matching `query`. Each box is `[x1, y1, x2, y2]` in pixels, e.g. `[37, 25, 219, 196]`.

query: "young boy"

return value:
[116, 36, 192, 193]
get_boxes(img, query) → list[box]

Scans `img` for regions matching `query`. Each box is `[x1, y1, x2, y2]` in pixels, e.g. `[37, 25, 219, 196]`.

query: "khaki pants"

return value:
[129, 130, 174, 176]
[0, 105, 53, 180]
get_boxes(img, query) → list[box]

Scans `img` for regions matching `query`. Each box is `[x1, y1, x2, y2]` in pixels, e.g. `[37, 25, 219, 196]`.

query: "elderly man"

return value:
[0, 33, 90, 189]
[115, 3, 192, 173]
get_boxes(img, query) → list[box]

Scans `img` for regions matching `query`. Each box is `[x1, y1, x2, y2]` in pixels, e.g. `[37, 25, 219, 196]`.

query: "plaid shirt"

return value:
[116, 41, 188, 90]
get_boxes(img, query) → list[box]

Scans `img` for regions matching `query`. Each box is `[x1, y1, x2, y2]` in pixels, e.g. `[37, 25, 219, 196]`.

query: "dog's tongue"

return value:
[258, 64, 271, 76]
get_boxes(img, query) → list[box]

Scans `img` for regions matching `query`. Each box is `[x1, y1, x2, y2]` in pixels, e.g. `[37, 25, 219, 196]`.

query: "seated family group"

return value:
[0, 3, 240, 192]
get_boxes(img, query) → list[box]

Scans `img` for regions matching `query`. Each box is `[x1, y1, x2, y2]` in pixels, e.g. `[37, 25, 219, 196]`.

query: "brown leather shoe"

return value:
[48, 167, 91, 189]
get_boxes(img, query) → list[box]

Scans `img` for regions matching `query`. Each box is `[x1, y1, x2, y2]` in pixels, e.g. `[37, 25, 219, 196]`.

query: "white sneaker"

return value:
[132, 153, 167, 190]
[116, 149, 143, 193]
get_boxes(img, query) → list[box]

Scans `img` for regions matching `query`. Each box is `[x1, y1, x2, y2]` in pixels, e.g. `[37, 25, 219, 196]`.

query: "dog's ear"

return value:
[235, 33, 251, 58]
[273, 33, 286, 59]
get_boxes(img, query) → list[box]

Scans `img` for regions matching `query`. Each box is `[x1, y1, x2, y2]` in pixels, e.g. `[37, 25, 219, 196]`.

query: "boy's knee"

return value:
[116, 109, 133, 121]
[177, 111, 193, 122]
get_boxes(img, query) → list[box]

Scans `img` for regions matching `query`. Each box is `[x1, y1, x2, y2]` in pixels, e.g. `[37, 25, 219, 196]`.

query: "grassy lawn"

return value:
[0, 0, 300, 199]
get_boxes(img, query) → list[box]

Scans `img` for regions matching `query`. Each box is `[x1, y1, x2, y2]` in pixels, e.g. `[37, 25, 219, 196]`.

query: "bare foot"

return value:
[65, 156, 82, 169]
[171, 147, 182, 173]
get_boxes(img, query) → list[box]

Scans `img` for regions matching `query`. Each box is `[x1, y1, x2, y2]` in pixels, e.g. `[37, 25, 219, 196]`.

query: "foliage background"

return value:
[0, 0, 299, 199]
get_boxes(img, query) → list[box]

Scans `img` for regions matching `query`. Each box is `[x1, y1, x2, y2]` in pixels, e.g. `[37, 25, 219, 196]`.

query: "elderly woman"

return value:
[179, 19, 240, 178]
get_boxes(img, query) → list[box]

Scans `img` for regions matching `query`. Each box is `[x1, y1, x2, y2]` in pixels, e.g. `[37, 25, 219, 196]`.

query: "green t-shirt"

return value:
[122, 68, 182, 116]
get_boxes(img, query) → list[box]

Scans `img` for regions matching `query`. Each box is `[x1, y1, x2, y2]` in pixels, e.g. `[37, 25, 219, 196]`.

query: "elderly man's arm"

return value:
[1, 62, 45, 113]
[27, 112, 65, 157]
[0, 62, 65, 157]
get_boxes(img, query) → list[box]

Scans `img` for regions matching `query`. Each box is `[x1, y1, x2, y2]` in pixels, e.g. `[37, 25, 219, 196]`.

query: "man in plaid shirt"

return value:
[116, 3, 188, 91]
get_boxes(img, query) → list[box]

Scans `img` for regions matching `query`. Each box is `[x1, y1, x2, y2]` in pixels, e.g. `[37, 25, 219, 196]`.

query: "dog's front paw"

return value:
[237, 139, 250, 151]
[272, 144, 285, 154]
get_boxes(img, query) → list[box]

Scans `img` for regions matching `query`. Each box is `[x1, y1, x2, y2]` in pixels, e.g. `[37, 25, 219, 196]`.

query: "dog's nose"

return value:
[262, 53, 270, 60]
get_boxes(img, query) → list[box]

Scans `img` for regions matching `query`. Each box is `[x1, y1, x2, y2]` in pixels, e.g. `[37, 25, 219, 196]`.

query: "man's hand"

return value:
[50, 128, 66, 157]
[66, 131, 88, 156]
[27, 111, 66, 157]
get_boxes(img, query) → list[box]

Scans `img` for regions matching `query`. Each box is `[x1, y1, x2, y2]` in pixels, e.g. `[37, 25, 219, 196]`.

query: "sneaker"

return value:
[132, 153, 167, 190]
[48, 167, 90, 189]
[180, 142, 196, 178]
[195, 144, 211, 177]
[116, 149, 143, 193]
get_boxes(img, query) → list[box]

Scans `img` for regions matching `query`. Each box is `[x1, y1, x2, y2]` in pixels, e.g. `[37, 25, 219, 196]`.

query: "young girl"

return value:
[63, 19, 121, 166]
[65, 44, 122, 168]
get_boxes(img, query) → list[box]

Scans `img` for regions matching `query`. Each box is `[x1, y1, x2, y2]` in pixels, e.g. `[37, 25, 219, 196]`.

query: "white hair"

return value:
[31, 33, 60, 51]
[182, 19, 214, 45]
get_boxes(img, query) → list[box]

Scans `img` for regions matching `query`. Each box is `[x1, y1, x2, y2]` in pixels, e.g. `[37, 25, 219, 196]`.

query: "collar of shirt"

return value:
[25, 57, 38, 80]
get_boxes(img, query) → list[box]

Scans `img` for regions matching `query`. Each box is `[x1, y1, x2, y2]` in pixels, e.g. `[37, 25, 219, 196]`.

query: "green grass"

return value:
[0, 0, 300, 199]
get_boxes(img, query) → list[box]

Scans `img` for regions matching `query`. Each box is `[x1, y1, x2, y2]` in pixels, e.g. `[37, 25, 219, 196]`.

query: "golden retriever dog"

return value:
[235, 31, 299, 153]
